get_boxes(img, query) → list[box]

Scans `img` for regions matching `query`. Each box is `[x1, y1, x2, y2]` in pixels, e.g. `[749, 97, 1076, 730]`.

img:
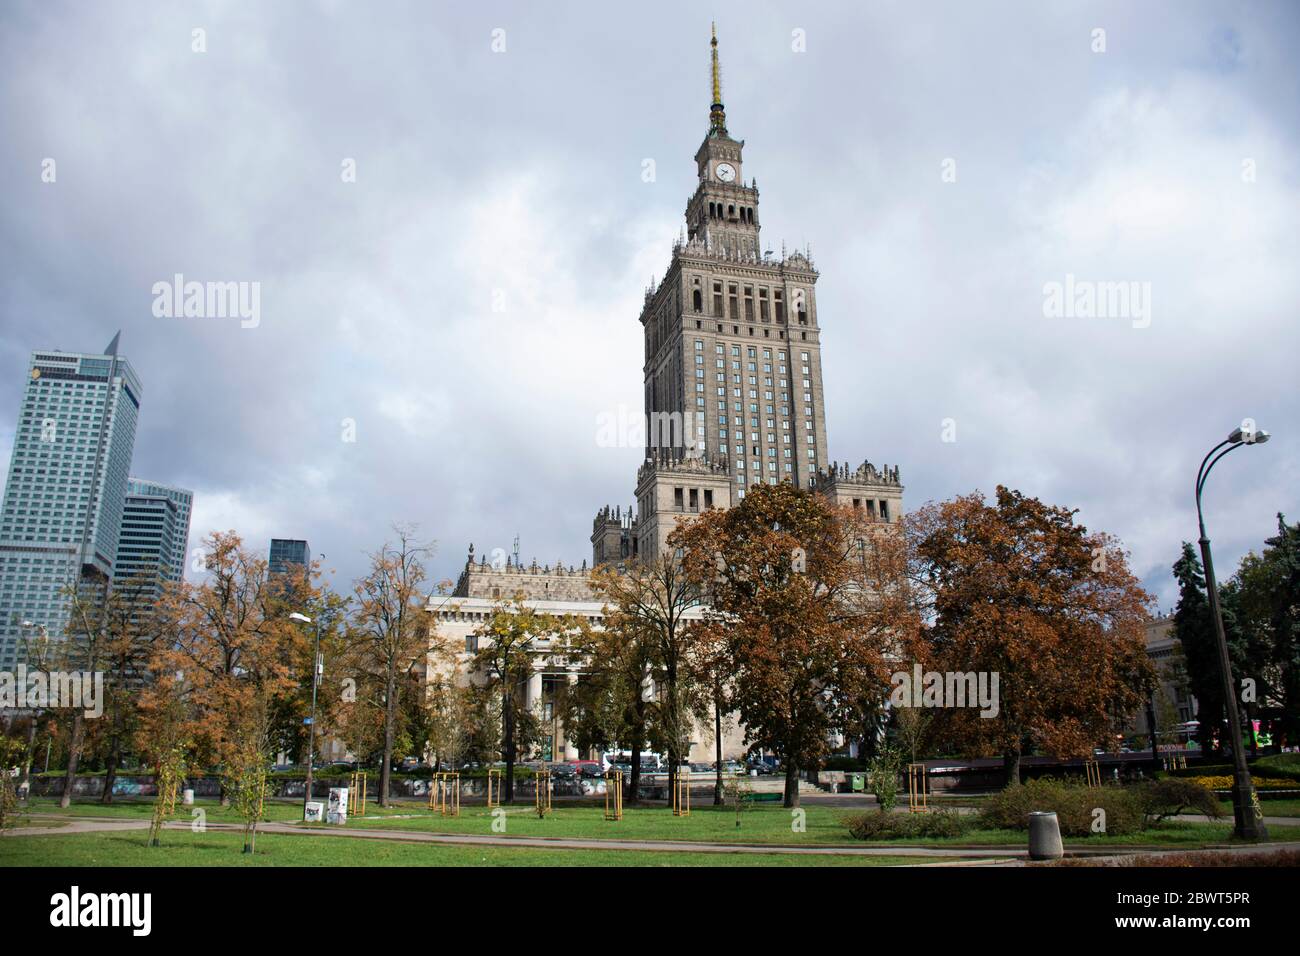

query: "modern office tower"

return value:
[124, 477, 193, 582]
[113, 485, 190, 611]
[268, 538, 310, 577]
[0, 333, 142, 667]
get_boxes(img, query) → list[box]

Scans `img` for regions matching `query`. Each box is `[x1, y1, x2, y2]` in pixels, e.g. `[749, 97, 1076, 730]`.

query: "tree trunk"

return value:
[379, 669, 396, 807]
[101, 734, 121, 805]
[713, 687, 723, 806]
[629, 694, 646, 806]
[59, 712, 85, 809]
[665, 660, 678, 806]
[503, 685, 516, 804]
[18, 718, 37, 798]
[783, 761, 800, 809]
[629, 740, 642, 807]
[1003, 748, 1022, 787]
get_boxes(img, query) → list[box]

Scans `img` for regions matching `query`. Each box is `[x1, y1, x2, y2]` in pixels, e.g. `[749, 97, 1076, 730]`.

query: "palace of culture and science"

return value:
[430, 28, 905, 762]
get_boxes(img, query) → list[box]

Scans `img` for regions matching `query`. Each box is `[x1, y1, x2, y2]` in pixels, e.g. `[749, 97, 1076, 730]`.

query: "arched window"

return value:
[692, 289, 702, 312]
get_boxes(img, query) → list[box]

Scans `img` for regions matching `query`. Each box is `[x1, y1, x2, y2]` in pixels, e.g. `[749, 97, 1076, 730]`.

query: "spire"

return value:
[105, 330, 121, 356]
[709, 22, 727, 135]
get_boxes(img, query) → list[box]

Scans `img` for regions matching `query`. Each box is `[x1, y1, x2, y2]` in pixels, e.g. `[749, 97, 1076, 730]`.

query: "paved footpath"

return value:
[8, 813, 1300, 864]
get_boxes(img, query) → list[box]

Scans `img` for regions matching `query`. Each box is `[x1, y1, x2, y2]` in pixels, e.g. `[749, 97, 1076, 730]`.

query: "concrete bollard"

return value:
[1028, 810, 1064, 861]
[182, 789, 194, 806]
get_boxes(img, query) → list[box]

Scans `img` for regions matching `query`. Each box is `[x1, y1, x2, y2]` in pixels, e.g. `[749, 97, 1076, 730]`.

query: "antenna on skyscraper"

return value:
[512, 534, 520, 567]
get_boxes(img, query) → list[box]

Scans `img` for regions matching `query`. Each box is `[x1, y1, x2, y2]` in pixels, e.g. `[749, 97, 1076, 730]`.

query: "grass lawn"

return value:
[17, 797, 401, 824]
[326, 802, 1300, 850]
[17, 798, 1299, 851]
[1221, 798, 1300, 817]
[340, 802, 861, 844]
[0, 829, 939, 867]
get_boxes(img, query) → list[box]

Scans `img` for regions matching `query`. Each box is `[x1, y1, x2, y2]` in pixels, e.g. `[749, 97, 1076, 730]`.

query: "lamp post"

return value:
[1195, 422, 1271, 840]
[290, 611, 321, 820]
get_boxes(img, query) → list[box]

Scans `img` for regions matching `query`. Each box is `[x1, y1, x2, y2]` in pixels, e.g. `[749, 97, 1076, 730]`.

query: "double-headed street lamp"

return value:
[1195, 422, 1271, 840]
[289, 611, 322, 821]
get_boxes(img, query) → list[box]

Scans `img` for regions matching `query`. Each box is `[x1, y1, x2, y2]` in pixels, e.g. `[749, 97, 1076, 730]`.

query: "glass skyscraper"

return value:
[268, 538, 310, 577]
[121, 477, 193, 584]
[113, 480, 195, 616]
[0, 335, 141, 667]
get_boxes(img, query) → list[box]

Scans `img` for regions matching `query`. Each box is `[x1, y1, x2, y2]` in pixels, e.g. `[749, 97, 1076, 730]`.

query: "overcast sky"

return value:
[1, 0, 1297, 610]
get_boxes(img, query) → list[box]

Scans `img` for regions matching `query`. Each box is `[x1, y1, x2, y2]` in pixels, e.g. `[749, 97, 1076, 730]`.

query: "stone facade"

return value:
[453, 545, 597, 603]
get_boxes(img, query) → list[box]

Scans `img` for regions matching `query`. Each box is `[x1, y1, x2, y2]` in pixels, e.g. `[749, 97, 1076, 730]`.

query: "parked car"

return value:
[549, 762, 578, 779]
[747, 756, 779, 775]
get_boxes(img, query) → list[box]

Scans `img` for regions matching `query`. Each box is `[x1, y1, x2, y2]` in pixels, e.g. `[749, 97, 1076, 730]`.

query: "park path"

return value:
[7, 813, 1300, 863]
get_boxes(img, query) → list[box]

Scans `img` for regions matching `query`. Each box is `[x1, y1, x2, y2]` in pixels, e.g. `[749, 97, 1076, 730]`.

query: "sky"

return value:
[1, 0, 1297, 611]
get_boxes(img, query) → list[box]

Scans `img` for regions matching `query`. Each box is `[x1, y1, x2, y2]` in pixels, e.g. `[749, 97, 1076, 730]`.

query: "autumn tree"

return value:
[563, 608, 657, 803]
[470, 595, 574, 803]
[94, 572, 167, 804]
[676, 481, 904, 808]
[347, 525, 433, 807]
[590, 554, 705, 803]
[136, 668, 195, 847]
[684, 616, 734, 805]
[55, 575, 123, 809]
[151, 531, 307, 810]
[907, 487, 1156, 786]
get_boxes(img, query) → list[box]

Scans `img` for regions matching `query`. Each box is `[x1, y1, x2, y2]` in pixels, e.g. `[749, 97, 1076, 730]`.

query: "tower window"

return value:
[693, 289, 702, 312]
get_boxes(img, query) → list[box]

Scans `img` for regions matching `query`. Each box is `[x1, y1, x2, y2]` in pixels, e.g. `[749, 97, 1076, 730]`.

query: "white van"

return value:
[602, 750, 663, 771]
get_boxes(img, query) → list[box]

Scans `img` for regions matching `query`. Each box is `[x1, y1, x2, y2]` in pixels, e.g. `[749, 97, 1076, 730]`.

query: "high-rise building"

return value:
[0, 333, 141, 666]
[114, 480, 193, 611]
[597, 26, 903, 561]
[269, 538, 310, 577]
[123, 478, 193, 582]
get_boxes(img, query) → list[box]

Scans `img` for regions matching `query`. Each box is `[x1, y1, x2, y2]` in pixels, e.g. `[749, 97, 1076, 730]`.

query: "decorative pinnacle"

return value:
[709, 23, 727, 135]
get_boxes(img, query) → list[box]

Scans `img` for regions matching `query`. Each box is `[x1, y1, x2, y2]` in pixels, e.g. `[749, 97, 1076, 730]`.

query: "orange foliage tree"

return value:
[675, 482, 911, 808]
[905, 487, 1156, 785]
[149, 531, 309, 831]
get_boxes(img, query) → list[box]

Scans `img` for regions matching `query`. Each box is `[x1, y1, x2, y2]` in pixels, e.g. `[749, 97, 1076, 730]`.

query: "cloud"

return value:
[0, 0, 1296, 611]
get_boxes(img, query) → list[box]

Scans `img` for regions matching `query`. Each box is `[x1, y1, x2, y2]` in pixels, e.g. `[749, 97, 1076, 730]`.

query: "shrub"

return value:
[868, 746, 902, 812]
[1252, 754, 1300, 782]
[1135, 778, 1223, 824]
[977, 777, 1145, 836]
[845, 808, 971, 840]
[1183, 775, 1295, 790]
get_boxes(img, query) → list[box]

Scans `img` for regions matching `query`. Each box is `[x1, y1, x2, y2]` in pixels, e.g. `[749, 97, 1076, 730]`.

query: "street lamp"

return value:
[1195, 422, 1271, 840]
[289, 611, 322, 821]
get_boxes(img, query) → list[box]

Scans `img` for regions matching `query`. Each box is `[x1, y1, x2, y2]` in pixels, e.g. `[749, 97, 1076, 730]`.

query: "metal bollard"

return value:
[1028, 810, 1064, 861]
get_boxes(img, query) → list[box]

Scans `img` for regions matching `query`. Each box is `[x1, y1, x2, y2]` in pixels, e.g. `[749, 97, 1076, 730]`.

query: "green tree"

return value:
[1171, 543, 1228, 755]
[1233, 515, 1300, 747]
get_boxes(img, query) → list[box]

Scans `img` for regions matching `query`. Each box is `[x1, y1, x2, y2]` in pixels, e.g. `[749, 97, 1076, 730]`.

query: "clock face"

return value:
[715, 162, 736, 183]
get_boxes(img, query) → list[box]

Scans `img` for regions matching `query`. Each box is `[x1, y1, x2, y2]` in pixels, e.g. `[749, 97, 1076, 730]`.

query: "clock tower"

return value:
[686, 24, 760, 261]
